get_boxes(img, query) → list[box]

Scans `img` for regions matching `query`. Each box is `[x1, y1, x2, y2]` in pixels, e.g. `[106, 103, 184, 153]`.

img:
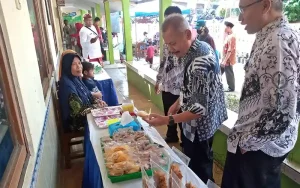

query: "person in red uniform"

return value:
[146, 42, 155, 68]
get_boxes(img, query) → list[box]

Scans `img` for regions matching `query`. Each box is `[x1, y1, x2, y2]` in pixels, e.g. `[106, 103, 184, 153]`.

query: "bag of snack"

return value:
[141, 167, 155, 188]
[170, 170, 183, 188]
[151, 160, 169, 188]
[150, 149, 171, 172]
[169, 163, 183, 188]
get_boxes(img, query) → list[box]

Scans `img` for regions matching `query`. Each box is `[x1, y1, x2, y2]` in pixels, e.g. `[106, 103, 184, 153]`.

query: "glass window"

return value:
[27, 0, 49, 83]
[0, 80, 14, 181]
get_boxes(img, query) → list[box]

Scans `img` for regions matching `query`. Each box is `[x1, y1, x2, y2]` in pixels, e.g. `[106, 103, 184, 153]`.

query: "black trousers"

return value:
[182, 133, 214, 184]
[221, 148, 287, 188]
[161, 91, 182, 140]
[221, 65, 235, 91]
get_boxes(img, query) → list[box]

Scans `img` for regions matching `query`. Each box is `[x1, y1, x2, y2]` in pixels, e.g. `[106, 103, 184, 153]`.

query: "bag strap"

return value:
[85, 26, 98, 36]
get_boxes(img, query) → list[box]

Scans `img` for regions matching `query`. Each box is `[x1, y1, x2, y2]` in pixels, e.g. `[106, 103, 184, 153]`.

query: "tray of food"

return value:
[91, 106, 122, 117]
[100, 129, 170, 183]
[94, 115, 121, 129]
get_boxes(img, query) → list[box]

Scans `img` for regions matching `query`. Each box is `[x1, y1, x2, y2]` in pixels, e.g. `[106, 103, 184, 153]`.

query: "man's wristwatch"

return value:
[168, 115, 175, 125]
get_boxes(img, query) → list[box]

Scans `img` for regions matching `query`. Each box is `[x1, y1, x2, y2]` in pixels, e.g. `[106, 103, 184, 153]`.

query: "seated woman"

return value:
[58, 52, 102, 132]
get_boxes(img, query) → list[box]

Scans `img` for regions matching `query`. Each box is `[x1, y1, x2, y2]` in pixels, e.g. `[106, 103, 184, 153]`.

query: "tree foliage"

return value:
[284, 0, 300, 23]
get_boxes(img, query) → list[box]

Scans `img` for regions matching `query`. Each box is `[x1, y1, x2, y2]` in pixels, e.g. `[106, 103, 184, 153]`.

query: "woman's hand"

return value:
[92, 91, 102, 99]
[143, 114, 168, 126]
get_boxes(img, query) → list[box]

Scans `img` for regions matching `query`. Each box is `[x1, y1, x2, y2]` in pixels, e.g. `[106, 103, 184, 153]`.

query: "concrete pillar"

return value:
[104, 1, 114, 64]
[96, 4, 102, 26]
[121, 0, 133, 61]
[159, 0, 172, 57]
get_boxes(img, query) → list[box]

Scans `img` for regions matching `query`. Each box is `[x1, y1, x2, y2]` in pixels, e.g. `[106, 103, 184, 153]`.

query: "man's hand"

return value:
[90, 37, 98, 43]
[143, 113, 168, 126]
[168, 101, 180, 115]
[220, 61, 226, 67]
[155, 83, 160, 94]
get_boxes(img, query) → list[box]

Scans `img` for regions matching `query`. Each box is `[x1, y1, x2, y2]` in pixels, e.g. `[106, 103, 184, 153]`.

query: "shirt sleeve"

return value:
[185, 57, 209, 116]
[240, 33, 299, 151]
[79, 29, 89, 49]
[156, 44, 168, 85]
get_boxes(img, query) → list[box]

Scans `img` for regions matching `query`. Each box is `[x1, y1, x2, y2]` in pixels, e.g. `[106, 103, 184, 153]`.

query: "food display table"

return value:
[82, 113, 208, 188]
[93, 69, 119, 106]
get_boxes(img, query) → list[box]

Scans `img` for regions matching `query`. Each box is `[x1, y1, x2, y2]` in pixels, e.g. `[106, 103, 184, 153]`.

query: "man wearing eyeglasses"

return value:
[221, 0, 300, 188]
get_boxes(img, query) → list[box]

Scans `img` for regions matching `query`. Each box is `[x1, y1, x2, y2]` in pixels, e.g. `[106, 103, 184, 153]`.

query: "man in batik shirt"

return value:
[221, 21, 236, 92]
[221, 0, 300, 187]
[145, 14, 227, 184]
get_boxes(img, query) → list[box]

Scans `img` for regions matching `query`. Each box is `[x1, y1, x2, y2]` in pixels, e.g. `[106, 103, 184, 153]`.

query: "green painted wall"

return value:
[127, 65, 300, 188]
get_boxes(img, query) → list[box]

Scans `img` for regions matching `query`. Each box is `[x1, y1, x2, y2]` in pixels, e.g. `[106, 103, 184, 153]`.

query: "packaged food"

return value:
[142, 167, 155, 188]
[151, 160, 169, 188]
[170, 170, 182, 188]
[169, 163, 183, 188]
[94, 115, 121, 128]
[91, 106, 122, 117]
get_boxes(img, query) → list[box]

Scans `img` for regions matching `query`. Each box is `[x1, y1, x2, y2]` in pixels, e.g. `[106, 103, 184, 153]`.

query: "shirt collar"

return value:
[257, 16, 288, 38]
[180, 39, 200, 64]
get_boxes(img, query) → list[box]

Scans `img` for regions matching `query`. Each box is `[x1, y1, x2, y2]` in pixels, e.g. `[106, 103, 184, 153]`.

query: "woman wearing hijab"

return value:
[58, 52, 97, 132]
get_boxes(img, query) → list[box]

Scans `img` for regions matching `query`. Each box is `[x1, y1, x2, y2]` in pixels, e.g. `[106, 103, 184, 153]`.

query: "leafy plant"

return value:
[218, 8, 226, 18]
[224, 93, 240, 113]
[284, 0, 300, 23]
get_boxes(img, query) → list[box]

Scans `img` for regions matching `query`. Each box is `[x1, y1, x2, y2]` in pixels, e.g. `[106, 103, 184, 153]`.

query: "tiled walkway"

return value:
[59, 67, 223, 188]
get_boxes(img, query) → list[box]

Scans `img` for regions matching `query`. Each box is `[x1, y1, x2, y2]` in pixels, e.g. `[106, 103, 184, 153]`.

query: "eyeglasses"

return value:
[239, 0, 263, 14]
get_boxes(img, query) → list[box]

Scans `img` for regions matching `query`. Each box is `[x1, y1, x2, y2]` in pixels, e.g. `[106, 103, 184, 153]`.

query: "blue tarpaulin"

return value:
[134, 9, 191, 17]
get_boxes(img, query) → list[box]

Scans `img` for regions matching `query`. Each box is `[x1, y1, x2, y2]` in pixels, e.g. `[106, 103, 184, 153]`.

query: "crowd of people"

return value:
[59, 0, 300, 187]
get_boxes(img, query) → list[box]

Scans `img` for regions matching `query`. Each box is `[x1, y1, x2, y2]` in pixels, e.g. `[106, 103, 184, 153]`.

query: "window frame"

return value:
[0, 25, 28, 188]
[31, 0, 54, 95]
[45, 0, 58, 54]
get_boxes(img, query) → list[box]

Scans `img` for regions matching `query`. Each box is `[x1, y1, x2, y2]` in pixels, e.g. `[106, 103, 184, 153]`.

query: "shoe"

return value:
[164, 137, 179, 143]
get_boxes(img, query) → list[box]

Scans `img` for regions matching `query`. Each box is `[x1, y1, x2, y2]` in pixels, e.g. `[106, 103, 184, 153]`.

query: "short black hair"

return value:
[82, 62, 94, 73]
[94, 17, 101, 22]
[64, 19, 68, 23]
[224, 21, 234, 28]
[164, 6, 182, 17]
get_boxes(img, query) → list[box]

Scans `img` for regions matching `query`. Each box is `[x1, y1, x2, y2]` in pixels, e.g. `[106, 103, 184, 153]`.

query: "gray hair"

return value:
[162, 14, 190, 33]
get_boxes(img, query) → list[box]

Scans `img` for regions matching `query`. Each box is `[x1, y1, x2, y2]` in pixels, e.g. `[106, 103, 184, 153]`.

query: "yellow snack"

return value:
[125, 162, 140, 174]
[111, 151, 129, 163]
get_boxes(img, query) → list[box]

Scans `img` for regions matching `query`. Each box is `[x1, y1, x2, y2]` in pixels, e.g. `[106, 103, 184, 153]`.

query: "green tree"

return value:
[284, 0, 300, 23]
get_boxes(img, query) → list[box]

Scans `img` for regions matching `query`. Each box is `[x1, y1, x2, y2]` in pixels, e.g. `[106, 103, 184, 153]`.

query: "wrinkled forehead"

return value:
[162, 27, 184, 43]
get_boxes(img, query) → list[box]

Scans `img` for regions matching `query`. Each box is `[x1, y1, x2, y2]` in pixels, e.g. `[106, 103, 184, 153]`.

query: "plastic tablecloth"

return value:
[82, 113, 208, 188]
[93, 69, 119, 106]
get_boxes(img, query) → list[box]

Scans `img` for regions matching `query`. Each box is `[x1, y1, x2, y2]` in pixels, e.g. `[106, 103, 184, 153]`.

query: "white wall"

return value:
[0, 0, 46, 154]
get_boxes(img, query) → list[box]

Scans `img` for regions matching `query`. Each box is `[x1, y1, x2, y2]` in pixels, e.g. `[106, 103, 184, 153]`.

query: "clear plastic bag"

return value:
[150, 149, 171, 171]
[170, 170, 183, 188]
[206, 179, 220, 188]
[172, 146, 191, 166]
[142, 167, 155, 188]
[151, 160, 169, 188]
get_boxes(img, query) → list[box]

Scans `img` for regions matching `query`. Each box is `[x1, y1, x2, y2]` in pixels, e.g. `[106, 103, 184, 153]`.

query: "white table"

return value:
[90, 65, 111, 81]
[87, 114, 208, 188]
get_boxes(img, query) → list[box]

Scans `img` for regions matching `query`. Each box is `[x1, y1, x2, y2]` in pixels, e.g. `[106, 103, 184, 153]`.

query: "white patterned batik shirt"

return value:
[227, 17, 300, 157]
[180, 39, 228, 142]
[156, 44, 184, 96]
